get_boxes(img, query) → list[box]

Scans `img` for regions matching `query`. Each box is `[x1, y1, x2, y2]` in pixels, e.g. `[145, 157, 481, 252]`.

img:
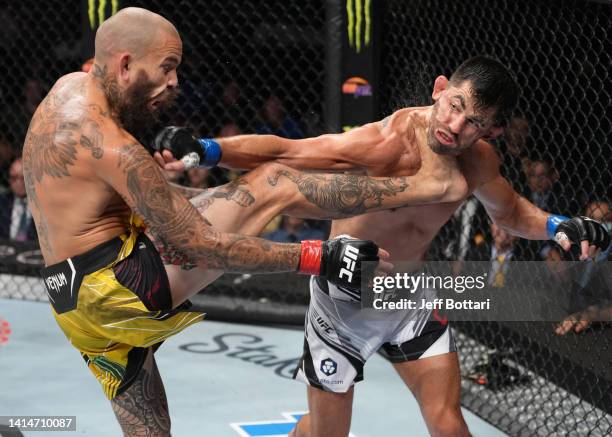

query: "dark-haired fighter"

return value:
[157, 56, 609, 436]
[21, 7, 468, 437]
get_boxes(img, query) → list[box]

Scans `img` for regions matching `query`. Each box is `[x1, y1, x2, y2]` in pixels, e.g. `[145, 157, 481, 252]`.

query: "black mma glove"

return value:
[153, 126, 222, 168]
[299, 236, 379, 297]
[554, 216, 610, 251]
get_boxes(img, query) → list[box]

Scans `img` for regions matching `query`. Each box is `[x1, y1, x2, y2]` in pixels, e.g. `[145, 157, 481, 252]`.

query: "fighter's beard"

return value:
[427, 104, 462, 156]
[104, 71, 177, 139]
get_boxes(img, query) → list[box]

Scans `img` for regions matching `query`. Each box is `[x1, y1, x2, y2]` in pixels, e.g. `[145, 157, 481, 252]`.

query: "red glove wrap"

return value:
[298, 240, 323, 275]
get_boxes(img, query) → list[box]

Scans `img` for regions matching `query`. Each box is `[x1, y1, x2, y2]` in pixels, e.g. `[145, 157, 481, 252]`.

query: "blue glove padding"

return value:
[546, 215, 569, 239]
[153, 126, 222, 168]
[197, 138, 222, 167]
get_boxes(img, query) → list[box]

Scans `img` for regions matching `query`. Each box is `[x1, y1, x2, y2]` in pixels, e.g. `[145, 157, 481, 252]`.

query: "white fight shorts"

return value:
[293, 276, 456, 392]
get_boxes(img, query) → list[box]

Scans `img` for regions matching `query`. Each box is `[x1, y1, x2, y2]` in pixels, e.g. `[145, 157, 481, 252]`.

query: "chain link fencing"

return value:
[379, 0, 611, 435]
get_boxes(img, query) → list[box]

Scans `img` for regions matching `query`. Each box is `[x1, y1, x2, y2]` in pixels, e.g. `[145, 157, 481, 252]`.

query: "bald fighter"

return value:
[22, 7, 464, 436]
[157, 56, 610, 436]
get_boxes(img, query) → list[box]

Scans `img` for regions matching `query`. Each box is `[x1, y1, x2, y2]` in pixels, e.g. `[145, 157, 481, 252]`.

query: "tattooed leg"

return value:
[111, 349, 171, 437]
[162, 164, 295, 304]
[164, 161, 447, 304]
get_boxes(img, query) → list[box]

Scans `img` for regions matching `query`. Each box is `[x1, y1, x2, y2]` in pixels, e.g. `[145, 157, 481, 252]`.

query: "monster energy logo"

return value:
[88, 0, 120, 29]
[346, 0, 372, 53]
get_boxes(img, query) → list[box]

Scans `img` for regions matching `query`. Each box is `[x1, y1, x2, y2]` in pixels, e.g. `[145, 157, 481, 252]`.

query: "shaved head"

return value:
[90, 8, 181, 139]
[94, 7, 178, 63]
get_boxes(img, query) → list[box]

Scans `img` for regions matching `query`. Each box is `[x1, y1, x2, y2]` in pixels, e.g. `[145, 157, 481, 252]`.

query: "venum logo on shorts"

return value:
[320, 358, 338, 376]
[339, 245, 359, 284]
[44, 272, 68, 293]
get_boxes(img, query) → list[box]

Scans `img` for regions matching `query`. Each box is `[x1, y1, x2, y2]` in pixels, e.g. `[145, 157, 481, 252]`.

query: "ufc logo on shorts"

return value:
[339, 245, 359, 283]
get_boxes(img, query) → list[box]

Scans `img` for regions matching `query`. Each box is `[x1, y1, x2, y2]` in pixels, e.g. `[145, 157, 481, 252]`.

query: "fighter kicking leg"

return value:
[163, 160, 463, 304]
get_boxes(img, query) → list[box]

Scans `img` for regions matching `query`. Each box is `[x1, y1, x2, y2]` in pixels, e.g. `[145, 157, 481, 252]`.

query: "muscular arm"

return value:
[266, 166, 460, 218]
[96, 131, 301, 273]
[218, 118, 395, 171]
[470, 144, 550, 240]
[475, 174, 550, 240]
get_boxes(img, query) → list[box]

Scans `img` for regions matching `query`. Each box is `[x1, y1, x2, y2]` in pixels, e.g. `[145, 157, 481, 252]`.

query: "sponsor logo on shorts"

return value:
[342, 77, 373, 97]
[315, 316, 334, 334]
[339, 244, 359, 283]
[44, 272, 68, 293]
[320, 378, 344, 385]
[320, 358, 338, 376]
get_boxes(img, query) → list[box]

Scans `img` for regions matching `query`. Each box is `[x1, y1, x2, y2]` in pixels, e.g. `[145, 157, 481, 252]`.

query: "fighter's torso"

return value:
[330, 107, 484, 261]
[22, 73, 130, 265]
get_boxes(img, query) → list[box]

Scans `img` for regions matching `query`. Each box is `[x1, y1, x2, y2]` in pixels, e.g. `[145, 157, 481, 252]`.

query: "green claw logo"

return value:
[88, 0, 120, 29]
[346, 0, 372, 53]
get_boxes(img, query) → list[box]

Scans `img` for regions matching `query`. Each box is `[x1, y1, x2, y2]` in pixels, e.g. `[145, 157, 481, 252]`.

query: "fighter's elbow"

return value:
[437, 178, 468, 203]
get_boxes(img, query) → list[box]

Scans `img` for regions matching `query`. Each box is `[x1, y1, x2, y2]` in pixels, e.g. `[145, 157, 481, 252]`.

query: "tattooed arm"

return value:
[95, 130, 302, 273]
[267, 166, 461, 219]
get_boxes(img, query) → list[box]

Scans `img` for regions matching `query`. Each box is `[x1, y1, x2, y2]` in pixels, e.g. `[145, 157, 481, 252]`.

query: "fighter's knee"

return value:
[251, 162, 301, 206]
[254, 162, 294, 183]
[426, 410, 469, 437]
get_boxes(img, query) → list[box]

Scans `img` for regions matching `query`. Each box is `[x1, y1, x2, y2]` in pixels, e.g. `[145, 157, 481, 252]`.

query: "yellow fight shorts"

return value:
[40, 218, 204, 399]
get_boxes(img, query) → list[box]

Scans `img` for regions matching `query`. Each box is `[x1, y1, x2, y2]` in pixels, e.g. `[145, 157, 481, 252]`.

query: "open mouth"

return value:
[435, 129, 455, 146]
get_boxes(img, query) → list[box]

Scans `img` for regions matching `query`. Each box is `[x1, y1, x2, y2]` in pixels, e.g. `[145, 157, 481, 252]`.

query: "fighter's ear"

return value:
[118, 53, 131, 82]
[483, 125, 504, 140]
[432, 76, 449, 101]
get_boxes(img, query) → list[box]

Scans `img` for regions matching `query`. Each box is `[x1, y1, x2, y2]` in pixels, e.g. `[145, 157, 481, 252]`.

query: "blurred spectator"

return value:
[203, 80, 249, 136]
[524, 159, 572, 213]
[465, 221, 521, 288]
[222, 81, 241, 110]
[219, 122, 241, 138]
[0, 134, 16, 193]
[256, 95, 304, 139]
[584, 200, 610, 223]
[186, 168, 210, 189]
[22, 78, 44, 120]
[264, 216, 325, 243]
[0, 158, 37, 241]
[486, 223, 520, 288]
[9, 77, 46, 147]
[540, 244, 567, 278]
[499, 116, 531, 193]
[517, 158, 575, 259]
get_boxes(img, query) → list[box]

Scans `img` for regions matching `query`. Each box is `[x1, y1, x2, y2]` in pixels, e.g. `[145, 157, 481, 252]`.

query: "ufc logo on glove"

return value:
[339, 244, 359, 283]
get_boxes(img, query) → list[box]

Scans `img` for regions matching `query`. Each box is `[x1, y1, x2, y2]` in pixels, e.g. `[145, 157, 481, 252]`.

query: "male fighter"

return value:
[23, 7, 466, 436]
[157, 56, 610, 436]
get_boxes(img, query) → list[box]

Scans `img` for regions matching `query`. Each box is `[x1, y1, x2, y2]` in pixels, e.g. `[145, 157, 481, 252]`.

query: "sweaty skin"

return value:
[215, 104, 550, 263]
